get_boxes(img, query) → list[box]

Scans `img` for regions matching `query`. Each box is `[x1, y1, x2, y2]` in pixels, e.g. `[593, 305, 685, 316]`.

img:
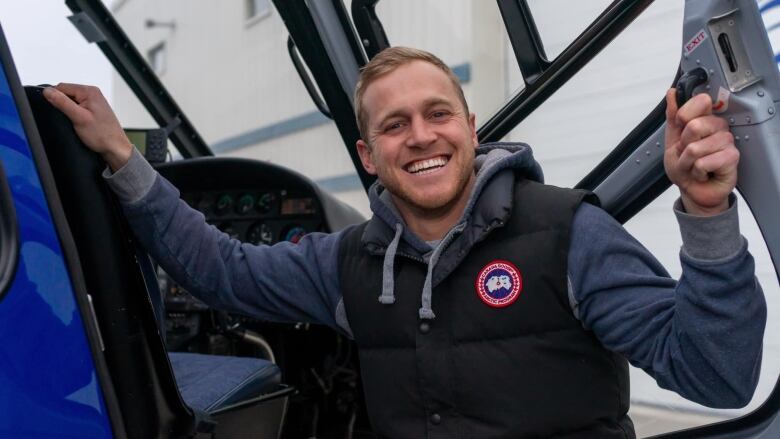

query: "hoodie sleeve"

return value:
[567, 200, 766, 409]
[103, 150, 351, 336]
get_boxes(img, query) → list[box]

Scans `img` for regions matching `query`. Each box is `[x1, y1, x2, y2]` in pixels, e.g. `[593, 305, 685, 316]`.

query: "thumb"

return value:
[42, 87, 90, 124]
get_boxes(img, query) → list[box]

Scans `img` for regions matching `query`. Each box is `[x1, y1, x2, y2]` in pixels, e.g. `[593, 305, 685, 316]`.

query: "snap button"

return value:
[430, 413, 441, 425]
[419, 322, 430, 334]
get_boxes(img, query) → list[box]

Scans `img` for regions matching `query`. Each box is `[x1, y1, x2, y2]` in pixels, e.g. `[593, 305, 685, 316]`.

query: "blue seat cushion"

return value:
[169, 352, 281, 412]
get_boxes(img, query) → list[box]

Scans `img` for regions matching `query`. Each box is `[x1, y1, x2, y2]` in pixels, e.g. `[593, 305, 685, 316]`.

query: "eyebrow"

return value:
[372, 97, 455, 130]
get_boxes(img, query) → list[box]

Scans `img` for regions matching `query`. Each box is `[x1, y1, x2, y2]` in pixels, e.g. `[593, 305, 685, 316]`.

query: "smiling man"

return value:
[354, 58, 478, 241]
[45, 47, 765, 438]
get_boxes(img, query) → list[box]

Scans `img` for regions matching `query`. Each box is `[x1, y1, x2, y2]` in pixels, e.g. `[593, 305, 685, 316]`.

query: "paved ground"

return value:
[630, 404, 731, 438]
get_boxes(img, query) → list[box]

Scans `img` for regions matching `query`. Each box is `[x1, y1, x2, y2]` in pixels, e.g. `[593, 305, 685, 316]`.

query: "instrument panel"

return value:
[182, 189, 322, 245]
[154, 157, 365, 349]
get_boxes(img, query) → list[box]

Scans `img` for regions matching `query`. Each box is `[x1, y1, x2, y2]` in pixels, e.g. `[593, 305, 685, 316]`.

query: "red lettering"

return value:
[685, 31, 707, 54]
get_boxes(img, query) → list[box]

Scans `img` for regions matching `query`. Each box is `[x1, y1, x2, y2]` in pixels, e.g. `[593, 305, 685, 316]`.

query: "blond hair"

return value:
[353, 47, 469, 142]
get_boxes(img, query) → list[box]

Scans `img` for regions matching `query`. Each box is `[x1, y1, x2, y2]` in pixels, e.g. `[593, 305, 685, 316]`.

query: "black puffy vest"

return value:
[339, 179, 633, 438]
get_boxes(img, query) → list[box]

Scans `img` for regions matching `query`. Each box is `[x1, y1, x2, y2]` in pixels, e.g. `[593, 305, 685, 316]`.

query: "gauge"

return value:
[257, 192, 277, 214]
[247, 222, 274, 245]
[215, 193, 234, 215]
[236, 194, 255, 215]
[284, 226, 307, 244]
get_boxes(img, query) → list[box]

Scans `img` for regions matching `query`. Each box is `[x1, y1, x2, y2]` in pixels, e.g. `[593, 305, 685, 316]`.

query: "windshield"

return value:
[110, 0, 369, 215]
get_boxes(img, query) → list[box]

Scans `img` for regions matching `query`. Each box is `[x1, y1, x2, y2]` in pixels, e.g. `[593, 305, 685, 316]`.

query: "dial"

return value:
[284, 226, 308, 244]
[247, 222, 274, 245]
[237, 194, 255, 215]
[215, 193, 234, 215]
[257, 192, 277, 214]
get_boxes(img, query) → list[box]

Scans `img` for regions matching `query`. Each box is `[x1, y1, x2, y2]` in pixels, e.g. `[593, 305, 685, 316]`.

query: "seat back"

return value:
[24, 86, 198, 438]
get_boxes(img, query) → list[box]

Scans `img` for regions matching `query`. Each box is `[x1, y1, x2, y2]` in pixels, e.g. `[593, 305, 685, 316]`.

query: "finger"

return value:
[42, 86, 90, 123]
[680, 115, 730, 147]
[676, 130, 734, 172]
[53, 82, 101, 103]
[691, 147, 740, 182]
[665, 88, 682, 156]
[665, 88, 679, 125]
[676, 92, 713, 126]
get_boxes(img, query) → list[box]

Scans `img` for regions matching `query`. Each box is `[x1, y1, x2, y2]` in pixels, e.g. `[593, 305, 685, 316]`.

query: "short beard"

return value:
[389, 167, 475, 220]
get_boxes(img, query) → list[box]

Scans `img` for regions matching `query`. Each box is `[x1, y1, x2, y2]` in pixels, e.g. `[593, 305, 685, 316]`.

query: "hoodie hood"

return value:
[362, 142, 543, 319]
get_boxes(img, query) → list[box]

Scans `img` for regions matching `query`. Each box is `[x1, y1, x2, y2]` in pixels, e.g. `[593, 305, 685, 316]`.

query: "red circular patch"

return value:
[475, 260, 522, 308]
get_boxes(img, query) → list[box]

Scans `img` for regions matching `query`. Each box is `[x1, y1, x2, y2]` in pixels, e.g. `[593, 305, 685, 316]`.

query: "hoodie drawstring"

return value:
[418, 223, 465, 320]
[378, 223, 403, 305]
[418, 244, 443, 320]
[378, 222, 466, 321]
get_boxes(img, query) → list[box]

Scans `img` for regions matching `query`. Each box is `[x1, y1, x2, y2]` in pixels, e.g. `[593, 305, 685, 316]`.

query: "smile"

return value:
[405, 155, 449, 175]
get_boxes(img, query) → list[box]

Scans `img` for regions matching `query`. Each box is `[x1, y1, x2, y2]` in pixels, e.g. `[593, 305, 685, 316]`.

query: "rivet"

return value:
[729, 19, 735, 26]
[706, 85, 711, 90]
[746, 116, 752, 123]
[656, 141, 661, 147]
[635, 159, 641, 164]
[744, 135, 750, 141]
[646, 151, 651, 156]
[684, 54, 689, 60]
[729, 117, 736, 124]
[735, 136, 740, 141]
[758, 90, 765, 97]
[770, 107, 776, 115]
[709, 69, 715, 75]
[746, 71, 752, 76]
[696, 59, 701, 64]
[362, 39, 370, 47]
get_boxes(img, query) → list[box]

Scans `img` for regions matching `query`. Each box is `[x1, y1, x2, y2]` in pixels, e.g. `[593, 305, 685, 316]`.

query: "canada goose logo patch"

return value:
[475, 260, 522, 308]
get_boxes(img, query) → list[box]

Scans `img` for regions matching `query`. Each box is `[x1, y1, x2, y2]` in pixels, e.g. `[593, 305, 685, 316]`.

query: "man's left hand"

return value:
[664, 88, 739, 216]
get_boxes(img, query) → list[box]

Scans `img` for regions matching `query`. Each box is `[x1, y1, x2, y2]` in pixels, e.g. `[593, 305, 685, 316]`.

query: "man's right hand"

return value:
[43, 83, 133, 172]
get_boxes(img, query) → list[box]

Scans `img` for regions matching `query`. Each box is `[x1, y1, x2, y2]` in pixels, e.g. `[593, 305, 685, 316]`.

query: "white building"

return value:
[110, 1, 780, 437]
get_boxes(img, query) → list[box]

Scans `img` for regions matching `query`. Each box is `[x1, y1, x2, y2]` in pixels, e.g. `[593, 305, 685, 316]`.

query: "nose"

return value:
[405, 116, 437, 148]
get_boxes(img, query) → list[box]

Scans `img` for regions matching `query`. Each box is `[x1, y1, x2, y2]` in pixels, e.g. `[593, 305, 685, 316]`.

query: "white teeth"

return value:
[408, 156, 448, 174]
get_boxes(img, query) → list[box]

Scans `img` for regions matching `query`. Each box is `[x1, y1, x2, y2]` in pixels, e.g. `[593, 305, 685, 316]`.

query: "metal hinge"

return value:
[67, 12, 107, 43]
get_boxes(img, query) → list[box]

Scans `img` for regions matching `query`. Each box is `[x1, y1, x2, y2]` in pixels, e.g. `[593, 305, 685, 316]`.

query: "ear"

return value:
[356, 139, 378, 175]
[468, 112, 478, 147]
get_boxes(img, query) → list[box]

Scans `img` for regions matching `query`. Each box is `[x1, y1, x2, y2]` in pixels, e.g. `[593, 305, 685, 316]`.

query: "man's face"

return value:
[356, 61, 478, 216]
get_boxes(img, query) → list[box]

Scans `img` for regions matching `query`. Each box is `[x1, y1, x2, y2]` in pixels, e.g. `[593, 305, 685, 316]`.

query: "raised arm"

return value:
[568, 89, 766, 408]
[43, 84, 351, 335]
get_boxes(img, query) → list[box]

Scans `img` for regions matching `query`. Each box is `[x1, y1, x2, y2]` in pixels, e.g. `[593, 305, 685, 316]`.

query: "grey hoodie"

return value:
[364, 143, 541, 320]
[108, 141, 764, 408]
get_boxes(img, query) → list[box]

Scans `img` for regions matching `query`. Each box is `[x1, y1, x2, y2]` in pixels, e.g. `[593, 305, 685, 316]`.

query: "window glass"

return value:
[147, 42, 166, 74]
[624, 188, 780, 437]
[760, 0, 780, 63]
[502, 0, 682, 188]
[245, 0, 271, 21]
[111, 0, 370, 216]
[526, 0, 613, 60]
[374, 0, 518, 125]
